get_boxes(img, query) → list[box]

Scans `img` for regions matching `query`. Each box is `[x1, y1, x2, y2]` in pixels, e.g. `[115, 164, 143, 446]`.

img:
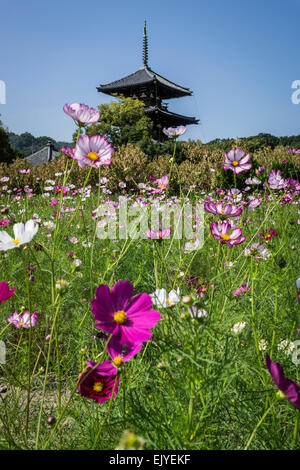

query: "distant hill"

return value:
[8, 131, 72, 157]
[205, 132, 300, 153]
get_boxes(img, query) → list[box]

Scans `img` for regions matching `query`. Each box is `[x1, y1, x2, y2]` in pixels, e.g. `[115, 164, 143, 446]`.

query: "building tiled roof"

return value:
[25, 142, 59, 166]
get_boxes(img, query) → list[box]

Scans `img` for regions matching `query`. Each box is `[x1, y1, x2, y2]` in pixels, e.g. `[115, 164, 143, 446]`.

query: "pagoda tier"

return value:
[145, 105, 198, 126]
[97, 65, 193, 102]
[145, 105, 199, 141]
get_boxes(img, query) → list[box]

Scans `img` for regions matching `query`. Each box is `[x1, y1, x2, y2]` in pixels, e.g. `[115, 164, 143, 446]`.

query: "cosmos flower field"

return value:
[0, 104, 299, 450]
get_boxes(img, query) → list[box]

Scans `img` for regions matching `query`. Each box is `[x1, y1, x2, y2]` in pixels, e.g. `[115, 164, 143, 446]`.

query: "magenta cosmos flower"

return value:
[210, 221, 246, 246]
[8, 311, 38, 329]
[223, 148, 252, 174]
[77, 361, 119, 403]
[0, 282, 16, 303]
[73, 135, 114, 169]
[63, 102, 100, 124]
[204, 202, 243, 217]
[265, 354, 300, 410]
[233, 284, 249, 296]
[106, 336, 142, 370]
[163, 126, 186, 138]
[91, 281, 161, 346]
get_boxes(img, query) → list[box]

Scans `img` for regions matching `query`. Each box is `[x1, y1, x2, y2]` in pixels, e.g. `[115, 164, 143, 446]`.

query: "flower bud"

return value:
[47, 416, 56, 426]
[55, 279, 69, 293]
[181, 295, 193, 305]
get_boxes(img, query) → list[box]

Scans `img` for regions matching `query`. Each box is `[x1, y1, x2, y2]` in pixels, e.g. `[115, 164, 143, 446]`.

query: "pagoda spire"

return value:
[143, 20, 148, 67]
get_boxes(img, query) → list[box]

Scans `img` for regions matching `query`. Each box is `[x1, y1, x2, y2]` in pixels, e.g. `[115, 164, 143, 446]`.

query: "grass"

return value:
[0, 163, 299, 450]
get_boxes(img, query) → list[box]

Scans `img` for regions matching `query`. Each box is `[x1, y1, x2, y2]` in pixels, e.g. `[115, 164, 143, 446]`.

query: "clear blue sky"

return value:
[1, 0, 300, 143]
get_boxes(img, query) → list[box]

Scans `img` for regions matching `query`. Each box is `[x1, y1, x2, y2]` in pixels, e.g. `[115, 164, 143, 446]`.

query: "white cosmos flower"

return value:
[231, 321, 246, 334]
[150, 288, 180, 308]
[0, 220, 39, 251]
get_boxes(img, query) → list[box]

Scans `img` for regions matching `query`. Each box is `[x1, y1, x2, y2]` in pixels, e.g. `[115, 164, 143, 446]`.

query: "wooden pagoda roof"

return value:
[97, 65, 192, 100]
[145, 105, 199, 126]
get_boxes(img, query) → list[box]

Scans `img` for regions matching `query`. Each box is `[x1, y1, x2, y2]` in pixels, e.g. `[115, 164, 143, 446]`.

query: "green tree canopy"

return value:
[86, 95, 155, 154]
[0, 119, 19, 163]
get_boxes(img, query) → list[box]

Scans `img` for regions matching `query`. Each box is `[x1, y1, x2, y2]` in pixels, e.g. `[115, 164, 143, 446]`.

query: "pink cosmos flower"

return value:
[226, 188, 243, 203]
[63, 103, 100, 124]
[285, 178, 300, 191]
[147, 228, 171, 239]
[162, 126, 186, 138]
[204, 202, 243, 217]
[61, 146, 75, 158]
[77, 361, 119, 403]
[8, 311, 38, 329]
[247, 197, 262, 211]
[91, 280, 161, 346]
[0, 282, 16, 303]
[233, 284, 249, 296]
[152, 175, 169, 193]
[106, 336, 142, 370]
[243, 242, 270, 260]
[210, 220, 246, 246]
[268, 170, 287, 190]
[73, 135, 113, 169]
[223, 148, 252, 174]
[265, 354, 300, 410]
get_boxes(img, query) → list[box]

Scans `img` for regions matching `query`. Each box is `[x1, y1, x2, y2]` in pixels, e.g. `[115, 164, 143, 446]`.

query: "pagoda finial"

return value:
[143, 20, 148, 67]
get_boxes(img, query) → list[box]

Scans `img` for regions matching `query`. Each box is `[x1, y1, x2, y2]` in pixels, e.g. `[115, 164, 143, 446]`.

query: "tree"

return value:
[85, 95, 155, 154]
[0, 119, 19, 163]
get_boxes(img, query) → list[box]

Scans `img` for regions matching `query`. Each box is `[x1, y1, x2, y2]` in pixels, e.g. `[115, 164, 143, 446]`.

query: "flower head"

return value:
[204, 202, 243, 217]
[223, 148, 252, 174]
[259, 227, 277, 243]
[8, 311, 38, 329]
[210, 221, 246, 246]
[244, 242, 270, 260]
[91, 281, 161, 346]
[162, 126, 186, 138]
[268, 170, 287, 190]
[150, 288, 180, 308]
[63, 102, 100, 124]
[0, 282, 16, 303]
[231, 321, 246, 333]
[233, 284, 249, 296]
[147, 228, 171, 240]
[77, 361, 119, 403]
[73, 135, 113, 169]
[106, 336, 142, 370]
[0, 219, 38, 251]
[265, 354, 300, 410]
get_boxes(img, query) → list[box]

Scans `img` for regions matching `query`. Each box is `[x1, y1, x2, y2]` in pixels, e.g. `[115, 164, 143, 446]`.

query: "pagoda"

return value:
[97, 21, 199, 141]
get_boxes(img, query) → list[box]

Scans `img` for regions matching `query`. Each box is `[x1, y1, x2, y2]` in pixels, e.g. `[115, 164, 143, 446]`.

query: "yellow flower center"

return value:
[114, 310, 127, 324]
[87, 152, 99, 161]
[113, 356, 123, 367]
[19, 322, 25, 326]
[167, 299, 172, 305]
[232, 160, 239, 166]
[221, 234, 230, 241]
[13, 238, 20, 245]
[232, 194, 237, 199]
[93, 381, 104, 392]
[160, 184, 166, 189]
